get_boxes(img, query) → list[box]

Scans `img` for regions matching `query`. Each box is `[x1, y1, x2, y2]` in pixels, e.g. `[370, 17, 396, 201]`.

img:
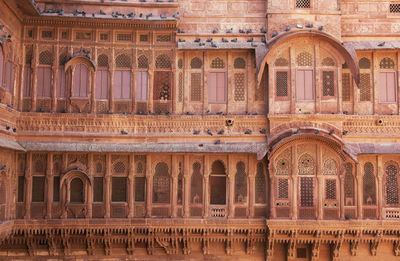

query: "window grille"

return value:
[138, 55, 148, 68]
[276, 71, 288, 97]
[300, 177, 313, 206]
[98, 54, 108, 67]
[117, 33, 132, 41]
[255, 163, 266, 204]
[363, 162, 376, 205]
[178, 172, 183, 205]
[70, 178, 84, 203]
[154, 71, 171, 100]
[191, 162, 203, 204]
[190, 73, 202, 102]
[116, 54, 131, 68]
[321, 57, 335, 67]
[76, 31, 92, 40]
[210, 57, 225, 69]
[155, 55, 171, 69]
[61, 31, 68, 40]
[380, 57, 395, 69]
[135, 177, 146, 202]
[211, 160, 225, 174]
[278, 179, 289, 199]
[298, 154, 315, 175]
[235, 162, 247, 203]
[33, 153, 46, 173]
[210, 160, 226, 205]
[276, 158, 289, 175]
[153, 162, 170, 204]
[178, 58, 183, 69]
[178, 72, 183, 102]
[359, 58, 371, 69]
[390, 3, 400, 13]
[234, 58, 246, 69]
[113, 161, 126, 174]
[275, 57, 289, 67]
[18, 176, 24, 202]
[386, 165, 399, 205]
[191, 57, 203, 69]
[157, 34, 171, 42]
[342, 73, 351, 101]
[344, 163, 354, 206]
[41, 30, 53, 39]
[360, 73, 371, 101]
[53, 176, 60, 202]
[296, 52, 312, 66]
[234, 73, 245, 102]
[296, 0, 311, 8]
[112, 177, 127, 202]
[100, 33, 108, 41]
[140, 34, 148, 42]
[93, 177, 103, 202]
[32, 177, 45, 202]
[325, 179, 336, 200]
[39, 51, 53, 65]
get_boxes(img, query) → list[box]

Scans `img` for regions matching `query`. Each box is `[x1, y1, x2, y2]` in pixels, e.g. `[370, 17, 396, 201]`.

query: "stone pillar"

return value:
[90, 70, 96, 113]
[377, 156, 383, 220]
[45, 153, 53, 218]
[171, 155, 178, 218]
[183, 155, 190, 218]
[228, 155, 234, 218]
[87, 154, 93, 218]
[248, 156, 255, 218]
[269, 164, 276, 219]
[31, 45, 38, 112]
[104, 154, 111, 218]
[24, 152, 32, 219]
[127, 154, 135, 218]
[316, 145, 322, 220]
[18, 46, 26, 111]
[51, 45, 59, 112]
[145, 154, 152, 217]
[148, 69, 154, 113]
[203, 155, 209, 218]
[291, 146, 297, 219]
[339, 165, 345, 220]
[109, 50, 115, 112]
[356, 163, 362, 219]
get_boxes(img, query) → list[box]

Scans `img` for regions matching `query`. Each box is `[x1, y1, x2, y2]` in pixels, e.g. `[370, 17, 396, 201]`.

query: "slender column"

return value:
[104, 154, 111, 218]
[31, 45, 38, 112]
[171, 155, 178, 218]
[51, 45, 59, 112]
[109, 50, 115, 112]
[148, 69, 154, 113]
[24, 152, 32, 219]
[314, 44, 321, 114]
[291, 146, 297, 219]
[87, 154, 93, 218]
[269, 165, 276, 219]
[45, 153, 53, 218]
[228, 155, 234, 218]
[356, 163, 362, 219]
[183, 155, 190, 218]
[90, 70, 96, 113]
[248, 159, 255, 218]
[128, 154, 135, 218]
[18, 45, 26, 111]
[339, 173, 345, 220]
[145, 154, 152, 217]
[203, 155, 209, 218]
[377, 156, 383, 220]
[316, 145, 322, 220]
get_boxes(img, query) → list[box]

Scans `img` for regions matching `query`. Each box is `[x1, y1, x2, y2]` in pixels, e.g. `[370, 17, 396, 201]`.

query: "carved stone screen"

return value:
[342, 73, 351, 101]
[344, 163, 354, 206]
[278, 179, 289, 199]
[135, 177, 146, 202]
[235, 162, 247, 203]
[154, 72, 172, 101]
[276, 71, 288, 97]
[210, 161, 226, 205]
[112, 177, 127, 202]
[325, 180, 336, 200]
[191, 162, 203, 203]
[300, 177, 313, 207]
[360, 73, 371, 101]
[18, 176, 24, 202]
[70, 178, 84, 203]
[385, 165, 399, 205]
[32, 176, 45, 202]
[322, 71, 334, 96]
[363, 162, 376, 205]
[93, 177, 104, 202]
[153, 163, 170, 204]
[53, 176, 60, 202]
[255, 163, 266, 204]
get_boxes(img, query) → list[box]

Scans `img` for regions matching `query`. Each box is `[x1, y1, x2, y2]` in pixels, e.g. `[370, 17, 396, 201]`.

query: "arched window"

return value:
[235, 162, 247, 203]
[234, 58, 246, 69]
[191, 162, 203, 204]
[190, 57, 202, 69]
[138, 55, 148, 69]
[296, 52, 314, 101]
[255, 163, 266, 204]
[378, 57, 397, 103]
[153, 162, 170, 203]
[72, 64, 89, 97]
[96, 54, 109, 100]
[210, 160, 226, 205]
[114, 54, 131, 100]
[359, 58, 371, 69]
[298, 154, 315, 176]
[155, 55, 171, 69]
[344, 163, 355, 206]
[70, 178, 84, 203]
[363, 162, 376, 205]
[385, 164, 399, 205]
[0, 45, 3, 87]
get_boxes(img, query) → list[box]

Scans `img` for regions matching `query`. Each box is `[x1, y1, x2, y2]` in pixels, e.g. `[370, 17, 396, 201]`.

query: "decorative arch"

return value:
[153, 162, 170, 204]
[65, 56, 96, 72]
[384, 161, 399, 206]
[256, 30, 359, 88]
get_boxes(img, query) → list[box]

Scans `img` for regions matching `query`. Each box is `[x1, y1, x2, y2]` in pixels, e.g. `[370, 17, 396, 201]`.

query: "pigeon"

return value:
[239, 29, 245, 34]
[207, 130, 213, 136]
[214, 140, 221, 145]
[245, 111, 250, 115]
[194, 38, 201, 42]
[218, 130, 225, 135]
[177, 28, 184, 33]
[127, 12, 135, 18]
[271, 31, 278, 37]
[222, 38, 229, 42]
[58, 9, 64, 15]
[246, 29, 252, 34]
[206, 110, 211, 114]
[160, 14, 166, 19]
[216, 112, 223, 115]
[329, 130, 334, 135]
[315, 130, 320, 134]
[0, 165, 5, 171]
[5, 126, 10, 130]
[231, 38, 238, 42]
[342, 131, 348, 135]
[293, 129, 299, 134]
[100, 9, 106, 15]
[244, 129, 252, 135]
[247, 37, 254, 42]
[211, 42, 218, 48]
[178, 38, 185, 42]
[7, 104, 13, 108]
[251, 43, 258, 47]
[172, 12, 180, 19]
[305, 24, 313, 28]
[139, 13, 143, 18]
[296, 24, 303, 29]
[212, 28, 218, 34]
[199, 42, 205, 46]
[12, 128, 16, 133]
[92, 13, 95, 17]
[261, 38, 266, 43]
[260, 28, 266, 33]
[165, 111, 170, 115]
[121, 130, 128, 135]
[285, 26, 291, 31]
[206, 38, 213, 42]
[318, 25, 324, 30]
[193, 130, 200, 135]
[378, 42, 385, 47]
[343, 111, 348, 115]
[146, 12, 152, 19]
[252, 112, 258, 115]
[226, 28, 233, 33]
[259, 129, 266, 134]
